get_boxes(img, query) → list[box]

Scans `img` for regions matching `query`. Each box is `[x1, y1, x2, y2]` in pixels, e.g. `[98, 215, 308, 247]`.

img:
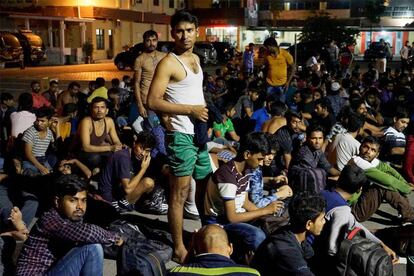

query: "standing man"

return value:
[264, 44, 295, 102]
[147, 10, 212, 263]
[134, 30, 167, 118]
[400, 40, 410, 73]
[243, 42, 255, 76]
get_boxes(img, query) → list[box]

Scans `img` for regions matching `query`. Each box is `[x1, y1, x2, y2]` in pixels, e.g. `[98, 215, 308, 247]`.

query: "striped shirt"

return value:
[384, 126, 406, 148]
[22, 126, 54, 157]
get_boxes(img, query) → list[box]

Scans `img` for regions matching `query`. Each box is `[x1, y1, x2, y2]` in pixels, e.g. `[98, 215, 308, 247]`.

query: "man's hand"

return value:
[264, 200, 284, 215]
[111, 144, 123, 152]
[382, 244, 399, 265]
[138, 103, 148, 118]
[190, 105, 209, 122]
[141, 154, 151, 170]
[273, 175, 288, 184]
[115, 237, 124, 246]
[275, 185, 293, 200]
[39, 165, 50, 175]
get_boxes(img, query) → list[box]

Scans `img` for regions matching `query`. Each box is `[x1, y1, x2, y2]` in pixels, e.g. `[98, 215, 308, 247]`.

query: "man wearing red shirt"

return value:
[30, 80, 51, 110]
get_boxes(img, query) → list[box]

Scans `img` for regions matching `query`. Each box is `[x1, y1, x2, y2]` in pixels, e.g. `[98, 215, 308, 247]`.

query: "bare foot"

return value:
[9, 207, 28, 234]
[172, 247, 188, 264]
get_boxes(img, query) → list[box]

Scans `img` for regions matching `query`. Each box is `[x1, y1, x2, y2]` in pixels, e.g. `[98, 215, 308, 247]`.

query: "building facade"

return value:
[0, 0, 183, 64]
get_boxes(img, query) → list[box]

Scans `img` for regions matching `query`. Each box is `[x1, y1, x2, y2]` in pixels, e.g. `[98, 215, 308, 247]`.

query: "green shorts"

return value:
[166, 132, 212, 179]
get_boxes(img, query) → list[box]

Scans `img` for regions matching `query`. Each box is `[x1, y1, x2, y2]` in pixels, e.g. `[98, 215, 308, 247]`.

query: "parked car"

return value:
[114, 41, 217, 70]
[13, 30, 46, 65]
[279, 42, 292, 49]
[212, 41, 235, 63]
[194, 41, 218, 65]
[364, 41, 393, 61]
[0, 32, 24, 67]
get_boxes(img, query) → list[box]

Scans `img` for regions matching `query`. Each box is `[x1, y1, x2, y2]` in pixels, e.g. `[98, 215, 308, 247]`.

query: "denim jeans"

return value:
[22, 157, 52, 177]
[266, 85, 285, 102]
[224, 222, 266, 252]
[0, 183, 39, 228]
[46, 244, 104, 276]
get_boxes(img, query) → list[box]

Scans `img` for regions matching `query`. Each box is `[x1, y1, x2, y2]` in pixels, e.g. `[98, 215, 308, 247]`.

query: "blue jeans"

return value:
[266, 85, 285, 102]
[46, 244, 104, 276]
[22, 157, 52, 176]
[224, 222, 266, 252]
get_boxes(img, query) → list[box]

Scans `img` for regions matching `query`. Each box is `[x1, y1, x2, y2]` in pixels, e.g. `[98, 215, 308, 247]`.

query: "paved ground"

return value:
[1, 61, 409, 275]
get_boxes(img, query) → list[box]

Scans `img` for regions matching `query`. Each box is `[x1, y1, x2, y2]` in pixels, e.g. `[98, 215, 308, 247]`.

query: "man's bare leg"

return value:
[125, 177, 155, 203]
[168, 174, 191, 263]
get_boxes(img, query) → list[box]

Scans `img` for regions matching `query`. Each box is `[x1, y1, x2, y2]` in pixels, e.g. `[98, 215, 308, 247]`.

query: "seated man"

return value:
[289, 125, 340, 193]
[248, 135, 292, 209]
[326, 113, 365, 171]
[251, 192, 327, 276]
[204, 132, 283, 260]
[169, 224, 260, 275]
[78, 97, 122, 170]
[274, 110, 306, 172]
[87, 77, 108, 103]
[349, 136, 414, 223]
[56, 81, 80, 114]
[261, 101, 287, 134]
[99, 131, 167, 214]
[16, 174, 123, 275]
[312, 164, 398, 275]
[250, 96, 274, 132]
[22, 107, 59, 176]
[382, 107, 410, 164]
[213, 105, 240, 143]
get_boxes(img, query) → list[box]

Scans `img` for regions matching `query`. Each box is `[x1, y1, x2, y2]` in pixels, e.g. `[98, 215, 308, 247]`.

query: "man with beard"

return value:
[78, 97, 122, 170]
[349, 136, 414, 224]
[56, 81, 81, 113]
[30, 80, 51, 110]
[134, 30, 167, 118]
[289, 125, 340, 193]
[16, 175, 123, 275]
[350, 99, 383, 137]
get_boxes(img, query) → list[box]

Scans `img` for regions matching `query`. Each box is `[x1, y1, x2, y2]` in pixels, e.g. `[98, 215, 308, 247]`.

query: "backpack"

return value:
[336, 227, 393, 276]
[103, 220, 171, 276]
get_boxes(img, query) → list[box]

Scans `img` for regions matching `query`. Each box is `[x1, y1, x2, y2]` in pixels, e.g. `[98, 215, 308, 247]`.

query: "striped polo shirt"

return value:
[22, 126, 54, 157]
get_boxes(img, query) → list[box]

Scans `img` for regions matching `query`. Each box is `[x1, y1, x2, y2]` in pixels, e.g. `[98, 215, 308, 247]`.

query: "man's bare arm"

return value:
[147, 56, 208, 122]
[134, 57, 147, 117]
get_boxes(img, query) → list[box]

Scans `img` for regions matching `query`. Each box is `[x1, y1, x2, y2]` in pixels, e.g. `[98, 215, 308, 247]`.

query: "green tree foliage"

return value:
[298, 15, 360, 45]
[364, 0, 386, 24]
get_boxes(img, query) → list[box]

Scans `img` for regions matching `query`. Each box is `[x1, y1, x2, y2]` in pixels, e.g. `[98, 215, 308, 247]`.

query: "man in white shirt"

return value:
[400, 40, 410, 73]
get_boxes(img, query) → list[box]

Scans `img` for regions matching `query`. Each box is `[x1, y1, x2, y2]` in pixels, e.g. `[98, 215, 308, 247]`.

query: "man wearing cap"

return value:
[326, 81, 347, 118]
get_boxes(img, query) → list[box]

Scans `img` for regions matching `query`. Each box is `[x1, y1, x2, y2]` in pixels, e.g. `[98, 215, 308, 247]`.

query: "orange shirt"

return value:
[265, 48, 294, 87]
[32, 93, 51, 109]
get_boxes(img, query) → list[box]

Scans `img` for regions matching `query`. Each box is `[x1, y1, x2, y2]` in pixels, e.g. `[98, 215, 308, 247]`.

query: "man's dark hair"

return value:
[314, 98, 332, 113]
[266, 133, 279, 153]
[90, 96, 108, 107]
[306, 124, 325, 139]
[346, 113, 365, 133]
[35, 107, 53, 119]
[269, 101, 287, 116]
[237, 132, 270, 159]
[143, 30, 158, 40]
[300, 88, 313, 101]
[108, 88, 119, 96]
[394, 107, 409, 120]
[54, 174, 88, 198]
[68, 81, 80, 90]
[18, 93, 33, 111]
[350, 98, 365, 112]
[337, 164, 366, 194]
[263, 37, 277, 48]
[95, 77, 106, 88]
[111, 78, 120, 87]
[361, 136, 381, 148]
[289, 192, 326, 232]
[1, 92, 13, 103]
[49, 80, 59, 86]
[170, 10, 198, 28]
[63, 103, 78, 116]
[135, 131, 156, 150]
[285, 110, 302, 122]
[30, 80, 40, 88]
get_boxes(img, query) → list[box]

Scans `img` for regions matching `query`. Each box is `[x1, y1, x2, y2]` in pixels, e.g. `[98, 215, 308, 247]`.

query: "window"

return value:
[96, 29, 104, 50]
[169, 0, 174, 8]
[153, 0, 159, 6]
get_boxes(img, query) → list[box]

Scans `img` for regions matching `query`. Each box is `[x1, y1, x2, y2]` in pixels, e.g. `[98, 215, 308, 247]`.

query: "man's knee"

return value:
[142, 177, 155, 192]
[85, 243, 103, 259]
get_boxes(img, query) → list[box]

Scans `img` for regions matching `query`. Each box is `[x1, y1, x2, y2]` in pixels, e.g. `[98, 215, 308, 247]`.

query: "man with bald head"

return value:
[168, 225, 259, 275]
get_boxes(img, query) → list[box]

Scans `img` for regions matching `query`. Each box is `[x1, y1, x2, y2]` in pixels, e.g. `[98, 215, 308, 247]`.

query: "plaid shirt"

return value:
[16, 208, 118, 276]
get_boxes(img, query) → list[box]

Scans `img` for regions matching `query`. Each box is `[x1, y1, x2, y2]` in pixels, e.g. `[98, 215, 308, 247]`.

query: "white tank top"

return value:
[165, 52, 205, 134]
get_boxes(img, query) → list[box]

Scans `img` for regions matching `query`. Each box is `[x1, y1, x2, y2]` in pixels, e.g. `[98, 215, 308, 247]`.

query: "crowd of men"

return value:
[0, 9, 414, 276]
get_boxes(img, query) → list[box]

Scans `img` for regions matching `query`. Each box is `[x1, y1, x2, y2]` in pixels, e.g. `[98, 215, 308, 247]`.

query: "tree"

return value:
[364, 0, 386, 24]
[298, 14, 360, 45]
